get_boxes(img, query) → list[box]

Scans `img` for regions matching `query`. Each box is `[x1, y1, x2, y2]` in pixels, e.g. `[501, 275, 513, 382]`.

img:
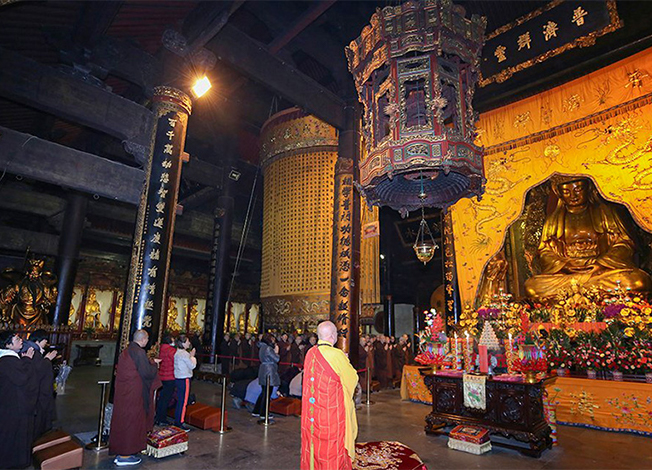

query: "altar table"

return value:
[421, 370, 553, 457]
[401, 365, 652, 437]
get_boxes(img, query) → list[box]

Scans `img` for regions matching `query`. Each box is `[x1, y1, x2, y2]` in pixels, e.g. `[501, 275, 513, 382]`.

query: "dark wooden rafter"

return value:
[267, 0, 337, 55]
[0, 126, 143, 204]
[207, 25, 346, 129]
[73, 1, 124, 47]
[184, 0, 247, 54]
[0, 47, 152, 149]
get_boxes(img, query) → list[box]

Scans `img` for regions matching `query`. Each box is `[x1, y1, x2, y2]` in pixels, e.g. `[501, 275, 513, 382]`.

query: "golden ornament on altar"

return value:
[525, 177, 652, 300]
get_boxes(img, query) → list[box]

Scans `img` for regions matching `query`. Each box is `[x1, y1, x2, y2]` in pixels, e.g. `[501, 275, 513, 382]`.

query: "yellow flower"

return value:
[634, 297, 641, 303]
[634, 315, 642, 324]
[643, 307, 651, 315]
[624, 327, 635, 337]
[559, 300, 565, 306]
[621, 308, 630, 317]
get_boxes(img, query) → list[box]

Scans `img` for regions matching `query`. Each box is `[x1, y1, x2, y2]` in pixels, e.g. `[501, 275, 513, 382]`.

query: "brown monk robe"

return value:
[109, 330, 162, 458]
[373, 336, 390, 389]
[392, 340, 406, 381]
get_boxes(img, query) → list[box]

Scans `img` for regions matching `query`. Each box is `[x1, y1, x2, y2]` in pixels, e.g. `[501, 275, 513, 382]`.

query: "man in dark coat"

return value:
[220, 333, 231, 375]
[0, 330, 37, 469]
[277, 333, 291, 374]
[27, 329, 57, 439]
[109, 329, 162, 467]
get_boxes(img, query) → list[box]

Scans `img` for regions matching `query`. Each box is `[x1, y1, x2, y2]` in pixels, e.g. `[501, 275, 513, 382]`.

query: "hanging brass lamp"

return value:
[413, 175, 439, 264]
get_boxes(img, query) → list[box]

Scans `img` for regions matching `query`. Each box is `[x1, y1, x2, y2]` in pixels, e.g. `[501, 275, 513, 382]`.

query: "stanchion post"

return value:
[231, 355, 236, 371]
[86, 380, 110, 451]
[215, 375, 232, 434]
[258, 375, 275, 426]
[364, 368, 374, 406]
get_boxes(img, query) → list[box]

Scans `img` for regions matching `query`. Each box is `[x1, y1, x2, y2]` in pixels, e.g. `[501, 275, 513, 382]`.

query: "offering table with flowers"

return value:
[420, 370, 553, 457]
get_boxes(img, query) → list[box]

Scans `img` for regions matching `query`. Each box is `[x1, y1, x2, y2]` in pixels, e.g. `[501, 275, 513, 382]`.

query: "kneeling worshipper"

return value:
[0, 331, 37, 469]
[109, 329, 162, 467]
[301, 321, 358, 470]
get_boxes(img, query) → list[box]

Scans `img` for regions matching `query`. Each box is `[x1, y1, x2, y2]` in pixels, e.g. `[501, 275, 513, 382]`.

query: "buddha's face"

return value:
[559, 180, 588, 208]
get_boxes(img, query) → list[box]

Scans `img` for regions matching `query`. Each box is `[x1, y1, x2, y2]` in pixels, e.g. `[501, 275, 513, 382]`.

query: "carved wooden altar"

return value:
[421, 370, 553, 457]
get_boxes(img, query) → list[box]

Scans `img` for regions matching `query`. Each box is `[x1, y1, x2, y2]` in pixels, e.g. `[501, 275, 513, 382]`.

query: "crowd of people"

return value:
[0, 325, 417, 468]
[221, 331, 417, 418]
[0, 329, 58, 469]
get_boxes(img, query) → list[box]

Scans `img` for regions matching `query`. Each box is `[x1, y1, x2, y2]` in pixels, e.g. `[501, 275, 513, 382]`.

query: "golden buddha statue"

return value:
[525, 177, 652, 300]
[0, 258, 57, 326]
[188, 300, 202, 333]
[113, 292, 123, 331]
[166, 298, 181, 332]
[84, 289, 103, 330]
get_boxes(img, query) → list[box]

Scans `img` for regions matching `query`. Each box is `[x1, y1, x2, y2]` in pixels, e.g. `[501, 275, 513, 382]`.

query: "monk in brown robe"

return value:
[109, 329, 161, 467]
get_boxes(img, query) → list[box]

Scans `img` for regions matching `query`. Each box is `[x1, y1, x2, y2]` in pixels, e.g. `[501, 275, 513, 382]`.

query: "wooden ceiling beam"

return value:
[0, 126, 143, 204]
[207, 24, 346, 129]
[0, 47, 153, 149]
[185, 0, 247, 55]
[267, 0, 337, 55]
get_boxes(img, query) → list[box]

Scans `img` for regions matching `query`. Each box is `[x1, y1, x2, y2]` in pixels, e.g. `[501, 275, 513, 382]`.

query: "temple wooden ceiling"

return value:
[1, 0, 652, 291]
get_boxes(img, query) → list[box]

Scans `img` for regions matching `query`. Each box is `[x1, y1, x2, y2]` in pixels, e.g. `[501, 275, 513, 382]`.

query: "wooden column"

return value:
[204, 195, 234, 363]
[118, 86, 191, 351]
[330, 103, 360, 364]
[53, 191, 88, 326]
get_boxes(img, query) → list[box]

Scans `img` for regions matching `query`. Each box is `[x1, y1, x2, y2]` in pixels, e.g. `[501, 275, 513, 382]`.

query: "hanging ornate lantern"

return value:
[346, 0, 487, 216]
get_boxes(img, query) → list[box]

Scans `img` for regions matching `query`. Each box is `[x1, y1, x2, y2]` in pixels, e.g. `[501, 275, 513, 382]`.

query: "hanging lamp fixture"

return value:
[413, 172, 438, 264]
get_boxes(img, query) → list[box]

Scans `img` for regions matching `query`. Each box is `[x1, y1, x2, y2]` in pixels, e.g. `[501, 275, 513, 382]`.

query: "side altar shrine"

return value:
[345, 0, 652, 458]
[397, 38, 652, 455]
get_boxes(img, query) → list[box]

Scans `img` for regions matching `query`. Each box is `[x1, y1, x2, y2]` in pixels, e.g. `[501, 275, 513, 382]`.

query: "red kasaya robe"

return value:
[301, 341, 358, 470]
[109, 343, 161, 456]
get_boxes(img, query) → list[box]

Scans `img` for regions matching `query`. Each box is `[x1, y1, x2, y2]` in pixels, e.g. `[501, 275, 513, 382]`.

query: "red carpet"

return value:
[354, 441, 428, 470]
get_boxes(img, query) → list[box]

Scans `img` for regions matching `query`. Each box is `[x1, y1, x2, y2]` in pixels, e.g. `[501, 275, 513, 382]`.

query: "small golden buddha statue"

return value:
[166, 298, 181, 332]
[84, 290, 103, 330]
[525, 177, 652, 300]
[113, 293, 123, 331]
[188, 301, 201, 333]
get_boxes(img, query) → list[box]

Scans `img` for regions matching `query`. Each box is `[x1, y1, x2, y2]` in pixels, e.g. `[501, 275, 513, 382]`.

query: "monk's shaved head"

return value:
[317, 321, 338, 346]
[133, 329, 149, 347]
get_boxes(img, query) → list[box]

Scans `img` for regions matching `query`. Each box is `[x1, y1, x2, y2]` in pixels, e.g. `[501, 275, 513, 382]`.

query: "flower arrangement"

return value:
[414, 350, 446, 366]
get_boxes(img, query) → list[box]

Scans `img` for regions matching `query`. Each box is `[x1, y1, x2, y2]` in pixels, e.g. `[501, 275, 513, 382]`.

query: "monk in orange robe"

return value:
[301, 321, 358, 470]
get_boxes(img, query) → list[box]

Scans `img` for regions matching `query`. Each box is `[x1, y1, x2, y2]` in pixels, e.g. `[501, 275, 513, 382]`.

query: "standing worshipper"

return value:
[290, 335, 303, 365]
[241, 332, 252, 366]
[26, 329, 57, 439]
[301, 321, 358, 470]
[155, 334, 176, 426]
[109, 329, 162, 467]
[174, 334, 197, 431]
[0, 331, 37, 469]
[220, 332, 231, 375]
[252, 333, 279, 418]
[278, 333, 291, 374]
[374, 335, 390, 389]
